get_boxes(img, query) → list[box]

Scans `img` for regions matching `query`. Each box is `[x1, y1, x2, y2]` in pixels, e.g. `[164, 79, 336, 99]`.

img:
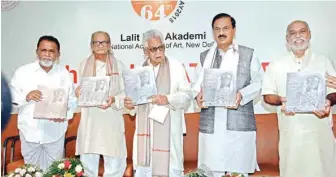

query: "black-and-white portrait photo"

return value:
[286, 72, 326, 112]
[140, 71, 151, 88]
[138, 71, 155, 104]
[77, 76, 110, 107]
[79, 91, 90, 103]
[300, 75, 324, 110]
[122, 66, 157, 105]
[304, 75, 320, 93]
[52, 89, 66, 103]
[95, 79, 107, 92]
[219, 72, 233, 89]
[34, 86, 68, 119]
[215, 72, 235, 105]
[202, 69, 236, 107]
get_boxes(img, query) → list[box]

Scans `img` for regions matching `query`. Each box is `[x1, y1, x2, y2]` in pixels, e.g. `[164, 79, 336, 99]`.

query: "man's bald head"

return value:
[286, 20, 311, 34]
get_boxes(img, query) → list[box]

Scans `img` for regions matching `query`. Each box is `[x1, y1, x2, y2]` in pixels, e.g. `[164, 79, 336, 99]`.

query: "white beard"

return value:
[288, 37, 310, 52]
[39, 58, 54, 67]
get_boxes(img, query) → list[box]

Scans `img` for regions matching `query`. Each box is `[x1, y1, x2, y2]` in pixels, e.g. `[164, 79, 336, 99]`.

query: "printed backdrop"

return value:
[2, 1, 336, 114]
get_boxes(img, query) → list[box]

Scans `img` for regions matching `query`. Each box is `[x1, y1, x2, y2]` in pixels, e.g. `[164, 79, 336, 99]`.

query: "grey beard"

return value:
[39, 59, 54, 67]
[288, 42, 309, 52]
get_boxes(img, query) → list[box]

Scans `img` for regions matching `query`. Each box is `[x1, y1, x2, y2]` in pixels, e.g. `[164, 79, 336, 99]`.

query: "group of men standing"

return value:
[9, 12, 336, 177]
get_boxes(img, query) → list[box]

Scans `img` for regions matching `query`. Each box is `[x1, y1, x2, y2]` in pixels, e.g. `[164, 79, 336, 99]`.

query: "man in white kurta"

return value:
[124, 29, 192, 177]
[75, 31, 127, 177]
[76, 58, 127, 176]
[10, 35, 77, 171]
[262, 20, 336, 177]
[193, 13, 263, 177]
[193, 45, 262, 176]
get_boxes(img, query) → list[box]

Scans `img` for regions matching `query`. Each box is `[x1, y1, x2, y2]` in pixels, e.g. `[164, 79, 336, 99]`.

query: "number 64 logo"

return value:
[131, 0, 177, 21]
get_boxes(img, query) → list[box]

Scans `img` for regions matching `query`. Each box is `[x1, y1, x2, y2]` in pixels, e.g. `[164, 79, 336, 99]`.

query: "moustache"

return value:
[218, 35, 227, 39]
[40, 57, 52, 60]
[293, 37, 307, 43]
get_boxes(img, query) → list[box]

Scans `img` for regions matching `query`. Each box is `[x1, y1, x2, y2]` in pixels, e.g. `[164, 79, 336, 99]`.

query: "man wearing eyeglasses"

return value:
[75, 31, 127, 177]
[193, 13, 264, 177]
[124, 29, 192, 177]
[262, 20, 336, 177]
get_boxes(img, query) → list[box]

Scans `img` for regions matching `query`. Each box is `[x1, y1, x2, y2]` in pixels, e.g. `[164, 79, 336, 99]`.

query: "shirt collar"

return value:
[290, 46, 313, 64]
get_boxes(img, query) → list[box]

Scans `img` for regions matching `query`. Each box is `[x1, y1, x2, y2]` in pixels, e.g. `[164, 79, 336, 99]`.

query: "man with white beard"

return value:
[262, 20, 336, 177]
[10, 35, 77, 171]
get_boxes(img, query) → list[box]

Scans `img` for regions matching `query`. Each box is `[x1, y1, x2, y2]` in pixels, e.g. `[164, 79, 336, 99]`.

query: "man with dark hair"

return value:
[212, 13, 236, 29]
[193, 13, 263, 177]
[37, 35, 60, 52]
[10, 35, 77, 171]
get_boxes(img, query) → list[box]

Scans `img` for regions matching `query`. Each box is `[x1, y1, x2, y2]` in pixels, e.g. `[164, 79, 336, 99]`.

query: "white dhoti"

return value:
[20, 131, 64, 171]
[133, 117, 184, 177]
[80, 153, 126, 177]
[198, 108, 259, 176]
[261, 49, 336, 177]
[134, 166, 183, 177]
[76, 58, 128, 177]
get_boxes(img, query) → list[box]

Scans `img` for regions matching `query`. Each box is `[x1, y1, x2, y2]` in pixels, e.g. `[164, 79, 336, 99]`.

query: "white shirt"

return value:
[10, 61, 77, 144]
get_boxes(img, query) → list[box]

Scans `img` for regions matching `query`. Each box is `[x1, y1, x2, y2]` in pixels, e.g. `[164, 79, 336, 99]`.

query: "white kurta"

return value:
[131, 58, 192, 176]
[261, 50, 336, 177]
[10, 61, 77, 171]
[76, 59, 127, 157]
[192, 44, 263, 175]
[10, 61, 77, 144]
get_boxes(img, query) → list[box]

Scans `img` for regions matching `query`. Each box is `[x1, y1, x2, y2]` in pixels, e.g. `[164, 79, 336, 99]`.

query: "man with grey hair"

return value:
[262, 20, 336, 177]
[75, 31, 127, 177]
[124, 29, 192, 177]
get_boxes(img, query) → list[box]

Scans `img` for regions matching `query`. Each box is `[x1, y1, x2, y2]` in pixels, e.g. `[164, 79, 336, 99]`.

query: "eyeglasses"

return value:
[147, 45, 165, 53]
[92, 41, 110, 47]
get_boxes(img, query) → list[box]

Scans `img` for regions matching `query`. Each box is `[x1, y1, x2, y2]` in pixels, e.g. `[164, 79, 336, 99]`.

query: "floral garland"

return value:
[224, 173, 246, 177]
[185, 172, 247, 177]
[43, 158, 86, 177]
[184, 165, 213, 177]
[184, 171, 208, 177]
[5, 164, 43, 177]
